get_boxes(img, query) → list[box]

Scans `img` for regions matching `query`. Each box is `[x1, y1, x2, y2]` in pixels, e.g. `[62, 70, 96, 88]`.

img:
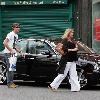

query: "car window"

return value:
[78, 45, 87, 53]
[17, 40, 27, 53]
[77, 43, 93, 54]
[29, 40, 55, 55]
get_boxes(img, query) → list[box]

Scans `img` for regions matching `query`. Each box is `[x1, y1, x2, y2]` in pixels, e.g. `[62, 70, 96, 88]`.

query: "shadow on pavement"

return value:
[14, 81, 100, 90]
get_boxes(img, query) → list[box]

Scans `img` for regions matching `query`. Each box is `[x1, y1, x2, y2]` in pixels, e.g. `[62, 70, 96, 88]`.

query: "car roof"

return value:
[18, 39, 95, 54]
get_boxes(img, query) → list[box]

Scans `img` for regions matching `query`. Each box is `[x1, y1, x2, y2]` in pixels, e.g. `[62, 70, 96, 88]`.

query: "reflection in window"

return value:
[17, 40, 27, 53]
[29, 40, 54, 55]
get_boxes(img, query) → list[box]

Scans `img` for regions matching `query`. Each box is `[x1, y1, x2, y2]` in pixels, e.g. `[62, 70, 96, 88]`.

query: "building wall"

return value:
[74, 0, 92, 47]
[0, 0, 92, 51]
[0, 0, 73, 50]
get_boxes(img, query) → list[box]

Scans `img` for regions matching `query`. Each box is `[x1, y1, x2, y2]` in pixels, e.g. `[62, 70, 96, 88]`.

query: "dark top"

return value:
[61, 38, 78, 62]
[58, 38, 78, 74]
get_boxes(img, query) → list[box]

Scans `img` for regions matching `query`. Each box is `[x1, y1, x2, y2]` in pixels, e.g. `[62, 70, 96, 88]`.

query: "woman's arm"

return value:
[68, 43, 78, 52]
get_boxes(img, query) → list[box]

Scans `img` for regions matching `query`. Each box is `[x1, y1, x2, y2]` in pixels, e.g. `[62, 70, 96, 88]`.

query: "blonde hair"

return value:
[62, 28, 74, 39]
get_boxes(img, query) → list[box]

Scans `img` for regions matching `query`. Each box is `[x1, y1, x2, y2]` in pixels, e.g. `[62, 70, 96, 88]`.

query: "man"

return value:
[3, 23, 22, 88]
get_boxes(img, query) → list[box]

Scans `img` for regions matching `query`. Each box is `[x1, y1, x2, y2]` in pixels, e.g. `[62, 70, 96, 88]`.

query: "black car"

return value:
[0, 39, 100, 88]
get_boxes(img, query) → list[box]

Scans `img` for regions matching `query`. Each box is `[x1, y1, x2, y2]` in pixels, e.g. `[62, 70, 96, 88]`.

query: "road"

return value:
[0, 82, 100, 100]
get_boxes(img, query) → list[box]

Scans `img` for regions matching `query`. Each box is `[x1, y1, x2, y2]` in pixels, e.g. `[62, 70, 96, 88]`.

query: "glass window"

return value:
[29, 40, 55, 55]
[78, 45, 87, 54]
[17, 40, 27, 53]
[77, 42, 94, 54]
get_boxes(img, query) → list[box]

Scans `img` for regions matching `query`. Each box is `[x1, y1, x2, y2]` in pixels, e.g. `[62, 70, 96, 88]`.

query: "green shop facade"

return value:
[0, 0, 92, 51]
[0, 0, 75, 50]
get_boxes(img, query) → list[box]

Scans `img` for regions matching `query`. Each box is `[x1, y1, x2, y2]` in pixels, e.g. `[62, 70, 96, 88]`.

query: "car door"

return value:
[27, 40, 59, 78]
[15, 39, 28, 75]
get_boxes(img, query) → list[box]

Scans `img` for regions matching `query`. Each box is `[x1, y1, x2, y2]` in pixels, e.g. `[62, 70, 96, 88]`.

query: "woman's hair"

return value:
[62, 28, 74, 39]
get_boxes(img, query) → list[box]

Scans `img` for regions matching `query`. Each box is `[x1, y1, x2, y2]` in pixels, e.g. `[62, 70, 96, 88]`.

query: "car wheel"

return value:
[78, 69, 87, 88]
[0, 62, 7, 84]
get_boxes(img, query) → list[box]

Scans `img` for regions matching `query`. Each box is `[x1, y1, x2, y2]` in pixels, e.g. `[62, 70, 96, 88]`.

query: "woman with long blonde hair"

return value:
[48, 28, 80, 92]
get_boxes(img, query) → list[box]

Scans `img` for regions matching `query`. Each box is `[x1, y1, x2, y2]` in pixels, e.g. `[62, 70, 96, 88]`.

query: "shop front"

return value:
[0, 0, 74, 50]
[92, 0, 100, 53]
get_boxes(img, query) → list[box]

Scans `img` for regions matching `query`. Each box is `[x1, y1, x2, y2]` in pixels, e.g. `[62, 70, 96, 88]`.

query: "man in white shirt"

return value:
[3, 23, 22, 88]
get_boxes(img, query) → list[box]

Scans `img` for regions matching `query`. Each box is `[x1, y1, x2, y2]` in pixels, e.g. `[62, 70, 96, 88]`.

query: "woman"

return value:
[48, 28, 80, 92]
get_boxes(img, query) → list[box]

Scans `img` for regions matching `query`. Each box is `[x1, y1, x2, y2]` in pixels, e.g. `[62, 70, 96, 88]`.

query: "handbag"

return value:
[9, 53, 17, 71]
[55, 43, 64, 55]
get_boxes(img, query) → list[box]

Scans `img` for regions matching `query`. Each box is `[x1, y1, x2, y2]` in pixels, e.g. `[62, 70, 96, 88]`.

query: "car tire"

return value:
[0, 62, 7, 85]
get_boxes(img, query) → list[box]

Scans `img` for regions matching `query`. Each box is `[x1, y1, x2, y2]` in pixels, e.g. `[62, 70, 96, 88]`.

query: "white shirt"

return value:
[3, 31, 18, 53]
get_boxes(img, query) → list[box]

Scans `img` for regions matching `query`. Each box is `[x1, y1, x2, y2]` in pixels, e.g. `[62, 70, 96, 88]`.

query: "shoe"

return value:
[48, 85, 57, 92]
[71, 90, 80, 92]
[7, 83, 18, 88]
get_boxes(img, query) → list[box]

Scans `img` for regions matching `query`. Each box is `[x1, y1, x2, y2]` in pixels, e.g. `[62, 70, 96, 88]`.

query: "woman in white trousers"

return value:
[50, 62, 80, 91]
[48, 29, 80, 92]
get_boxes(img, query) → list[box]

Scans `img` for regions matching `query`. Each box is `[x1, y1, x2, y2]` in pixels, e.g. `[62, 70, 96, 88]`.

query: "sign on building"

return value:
[95, 18, 100, 41]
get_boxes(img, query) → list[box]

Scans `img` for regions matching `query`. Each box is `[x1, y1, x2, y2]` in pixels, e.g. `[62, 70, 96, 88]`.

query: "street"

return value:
[0, 82, 100, 100]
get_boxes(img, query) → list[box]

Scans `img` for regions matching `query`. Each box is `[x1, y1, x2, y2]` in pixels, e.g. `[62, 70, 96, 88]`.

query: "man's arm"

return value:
[14, 46, 22, 53]
[3, 38, 13, 53]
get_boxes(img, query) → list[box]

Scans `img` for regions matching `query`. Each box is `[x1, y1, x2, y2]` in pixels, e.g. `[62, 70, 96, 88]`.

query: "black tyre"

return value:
[0, 62, 7, 84]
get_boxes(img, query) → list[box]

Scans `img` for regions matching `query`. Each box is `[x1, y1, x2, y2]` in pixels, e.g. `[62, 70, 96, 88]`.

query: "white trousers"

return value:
[50, 62, 80, 91]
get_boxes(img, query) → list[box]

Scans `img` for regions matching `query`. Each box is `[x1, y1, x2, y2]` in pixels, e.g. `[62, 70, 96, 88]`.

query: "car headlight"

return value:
[94, 63, 99, 71]
[98, 60, 100, 64]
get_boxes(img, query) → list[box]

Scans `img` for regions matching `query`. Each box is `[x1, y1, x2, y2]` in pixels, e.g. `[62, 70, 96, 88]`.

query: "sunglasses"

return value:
[15, 26, 20, 28]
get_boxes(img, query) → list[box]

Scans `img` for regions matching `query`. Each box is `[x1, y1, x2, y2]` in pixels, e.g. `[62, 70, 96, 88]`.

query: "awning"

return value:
[0, 0, 68, 5]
